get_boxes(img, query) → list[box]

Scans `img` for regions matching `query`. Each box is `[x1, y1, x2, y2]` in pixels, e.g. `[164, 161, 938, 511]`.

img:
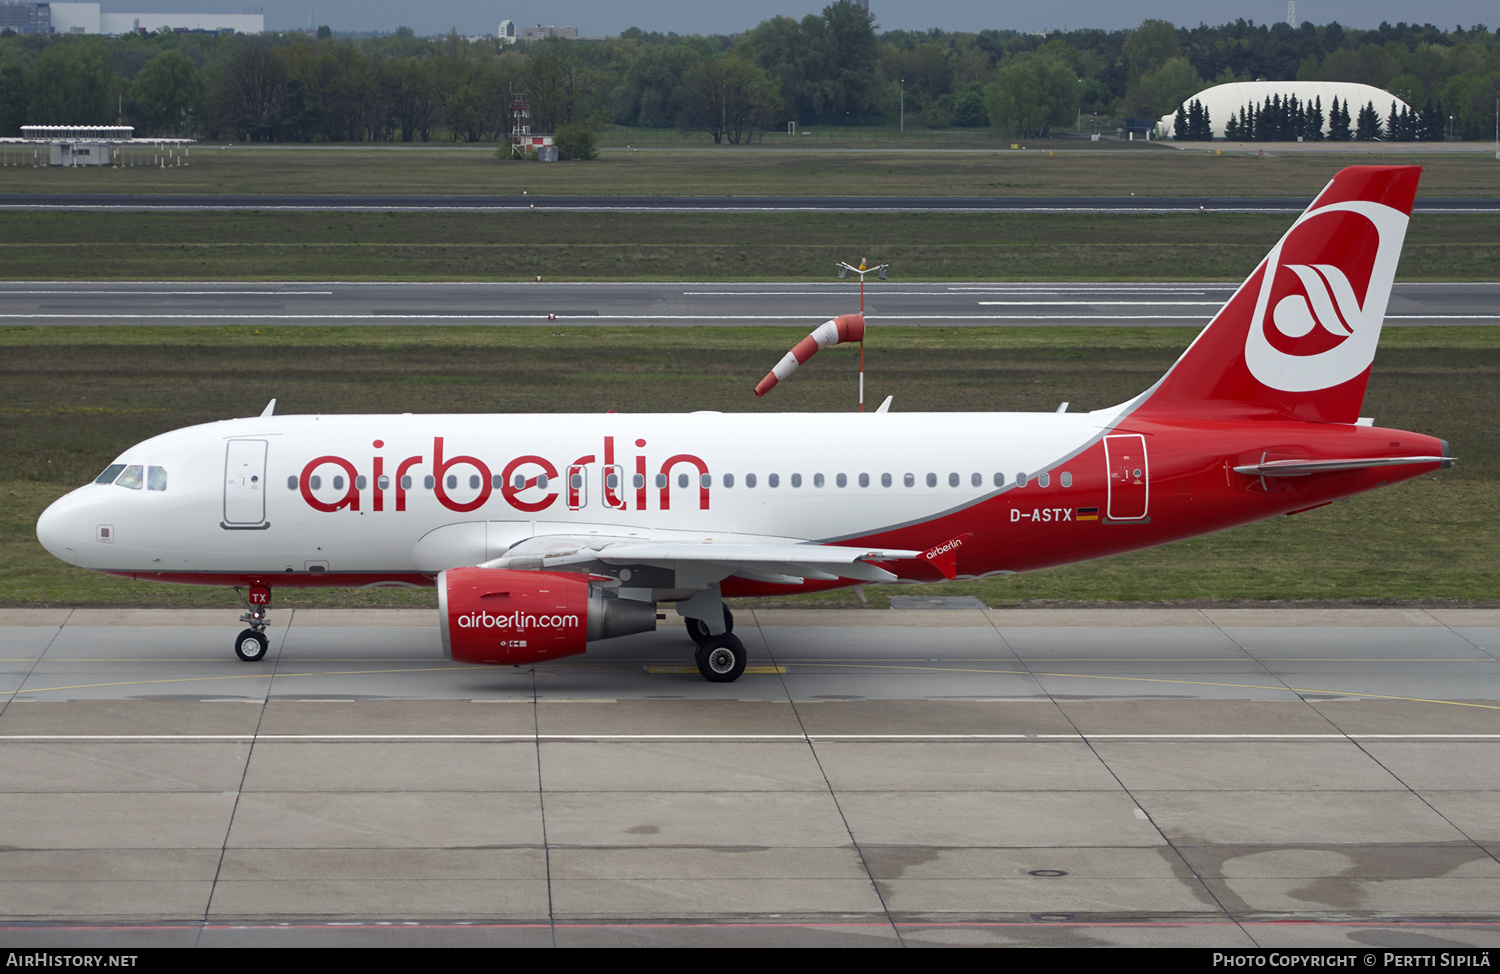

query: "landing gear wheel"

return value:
[694, 633, 747, 683]
[234, 628, 269, 662]
[684, 606, 735, 642]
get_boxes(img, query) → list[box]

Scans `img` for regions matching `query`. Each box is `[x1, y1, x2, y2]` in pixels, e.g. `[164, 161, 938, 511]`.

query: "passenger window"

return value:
[446, 475, 457, 489]
[333, 476, 345, 490]
[768, 473, 780, 488]
[1016, 473, 1028, 487]
[700, 473, 711, 488]
[994, 472, 1005, 487]
[286, 476, 297, 490]
[834, 473, 844, 487]
[1038, 472, 1050, 488]
[859, 473, 869, 488]
[971, 472, 981, 487]
[1061, 471, 1072, 488]
[492, 475, 504, 489]
[724, 473, 735, 488]
[402, 476, 413, 490]
[791, 473, 802, 488]
[655, 473, 667, 488]
[147, 466, 168, 491]
[310, 475, 322, 489]
[746, 473, 757, 488]
[537, 474, 548, 489]
[95, 464, 126, 485]
[904, 473, 915, 487]
[423, 475, 435, 489]
[116, 465, 144, 489]
[633, 473, 645, 489]
[356, 475, 367, 490]
[378, 476, 390, 490]
[469, 475, 480, 489]
[679, 473, 690, 488]
[925, 472, 937, 487]
[881, 473, 892, 487]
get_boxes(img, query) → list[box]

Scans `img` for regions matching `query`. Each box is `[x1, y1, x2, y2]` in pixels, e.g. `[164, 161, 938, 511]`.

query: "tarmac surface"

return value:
[1, 605, 1498, 947]
[3, 280, 1498, 328]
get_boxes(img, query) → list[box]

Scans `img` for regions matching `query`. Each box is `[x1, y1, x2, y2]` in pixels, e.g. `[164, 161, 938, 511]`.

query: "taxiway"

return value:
[2, 606, 1497, 947]
[2, 280, 1497, 328]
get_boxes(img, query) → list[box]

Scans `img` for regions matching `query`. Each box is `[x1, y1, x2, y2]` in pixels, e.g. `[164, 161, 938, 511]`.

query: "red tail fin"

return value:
[1133, 166, 1420, 424]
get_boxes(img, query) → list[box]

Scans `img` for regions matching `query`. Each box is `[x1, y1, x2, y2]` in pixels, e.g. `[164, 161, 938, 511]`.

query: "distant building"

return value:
[2, 125, 194, 168]
[1158, 81, 1413, 139]
[519, 24, 577, 41]
[0, 0, 47, 31]
[0, 2, 263, 35]
[498, 19, 516, 43]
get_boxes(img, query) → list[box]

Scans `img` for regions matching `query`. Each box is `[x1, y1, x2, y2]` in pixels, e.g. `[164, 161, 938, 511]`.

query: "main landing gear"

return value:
[233, 584, 272, 662]
[681, 601, 746, 683]
[694, 632, 747, 683]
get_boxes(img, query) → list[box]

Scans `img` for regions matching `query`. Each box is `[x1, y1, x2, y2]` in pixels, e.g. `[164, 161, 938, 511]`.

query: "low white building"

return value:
[1157, 81, 1413, 139]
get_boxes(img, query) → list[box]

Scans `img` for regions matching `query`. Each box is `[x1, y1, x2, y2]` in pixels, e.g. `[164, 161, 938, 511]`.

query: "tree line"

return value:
[0, 7, 1496, 142]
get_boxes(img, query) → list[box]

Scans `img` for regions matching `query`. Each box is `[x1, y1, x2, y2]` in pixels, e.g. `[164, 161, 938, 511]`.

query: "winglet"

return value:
[259, 398, 276, 417]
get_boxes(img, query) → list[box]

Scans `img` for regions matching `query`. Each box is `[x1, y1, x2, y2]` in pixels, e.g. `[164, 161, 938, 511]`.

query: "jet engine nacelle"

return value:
[438, 567, 657, 666]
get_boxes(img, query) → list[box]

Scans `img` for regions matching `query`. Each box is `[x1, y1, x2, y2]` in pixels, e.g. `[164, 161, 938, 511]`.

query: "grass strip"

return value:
[2, 211, 1497, 281]
[1, 144, 1496, 198]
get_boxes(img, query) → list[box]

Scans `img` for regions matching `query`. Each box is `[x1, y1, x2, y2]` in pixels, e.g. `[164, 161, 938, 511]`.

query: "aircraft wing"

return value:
[1233, 456, 1448, 477]
[480, 535, 923, 584]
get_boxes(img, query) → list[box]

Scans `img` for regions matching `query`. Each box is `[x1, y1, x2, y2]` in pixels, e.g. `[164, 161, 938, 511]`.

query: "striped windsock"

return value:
[753, 314, 865, 397]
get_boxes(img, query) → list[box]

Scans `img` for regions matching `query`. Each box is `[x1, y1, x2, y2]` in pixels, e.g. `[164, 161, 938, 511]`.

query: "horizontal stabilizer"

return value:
[1233, 456, 1448, 477]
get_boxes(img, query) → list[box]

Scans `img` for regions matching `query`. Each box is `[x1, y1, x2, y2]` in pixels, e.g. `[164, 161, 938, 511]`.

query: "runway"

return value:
[2, 605, 1498, 947]
[3, 280, 1499, 327]
[1, 193, 1496, 214]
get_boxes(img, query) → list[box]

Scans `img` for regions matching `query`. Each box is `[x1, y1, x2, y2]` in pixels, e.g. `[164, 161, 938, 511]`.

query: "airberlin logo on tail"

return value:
[1244, 200, 1409, 393]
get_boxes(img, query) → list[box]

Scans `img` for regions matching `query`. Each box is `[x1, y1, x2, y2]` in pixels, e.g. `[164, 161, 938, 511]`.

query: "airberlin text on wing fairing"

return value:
[297, 435, 711, 515]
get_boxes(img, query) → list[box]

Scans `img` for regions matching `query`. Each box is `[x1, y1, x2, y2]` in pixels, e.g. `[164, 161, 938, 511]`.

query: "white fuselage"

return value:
[37, 407, 1129, 581]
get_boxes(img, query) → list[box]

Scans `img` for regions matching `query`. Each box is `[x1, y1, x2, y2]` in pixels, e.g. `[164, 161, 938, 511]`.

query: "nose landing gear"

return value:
[234, 584, 272, 662]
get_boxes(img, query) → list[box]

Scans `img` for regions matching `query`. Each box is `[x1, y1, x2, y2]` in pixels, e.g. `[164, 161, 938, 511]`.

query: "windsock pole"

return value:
[833, 258, 887, 412]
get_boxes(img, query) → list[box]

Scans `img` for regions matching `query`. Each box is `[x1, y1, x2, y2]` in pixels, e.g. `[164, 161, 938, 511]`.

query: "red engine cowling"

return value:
[438, 567, 656, 666]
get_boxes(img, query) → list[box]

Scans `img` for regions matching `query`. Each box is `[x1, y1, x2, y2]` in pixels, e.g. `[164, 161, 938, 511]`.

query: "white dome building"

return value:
[1157, 81, 1413, 139]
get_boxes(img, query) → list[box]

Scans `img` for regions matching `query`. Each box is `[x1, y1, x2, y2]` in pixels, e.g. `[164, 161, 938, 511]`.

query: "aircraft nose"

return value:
[36, 490, 83, 565]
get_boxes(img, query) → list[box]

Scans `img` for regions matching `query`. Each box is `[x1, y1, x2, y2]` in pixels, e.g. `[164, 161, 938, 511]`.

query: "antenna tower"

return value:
[1287, 1, 1297, 27]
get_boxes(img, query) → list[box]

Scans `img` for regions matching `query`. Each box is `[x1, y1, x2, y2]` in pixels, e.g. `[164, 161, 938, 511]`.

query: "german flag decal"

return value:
[1076, 507, 1100, 521]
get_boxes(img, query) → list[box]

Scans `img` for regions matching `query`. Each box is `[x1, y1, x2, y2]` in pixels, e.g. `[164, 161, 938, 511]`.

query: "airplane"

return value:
[35, 165, 1450, 682]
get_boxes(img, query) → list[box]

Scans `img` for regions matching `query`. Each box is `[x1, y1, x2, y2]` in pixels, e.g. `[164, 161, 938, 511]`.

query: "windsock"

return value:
[753, 314, 865, 397]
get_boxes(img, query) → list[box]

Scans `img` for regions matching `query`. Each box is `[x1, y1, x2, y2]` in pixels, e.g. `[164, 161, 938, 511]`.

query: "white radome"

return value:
[1158, 81, 1414, 139]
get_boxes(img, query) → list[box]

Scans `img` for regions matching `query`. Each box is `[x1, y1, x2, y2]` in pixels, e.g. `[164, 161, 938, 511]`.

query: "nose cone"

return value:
[36, 489, 84, 565]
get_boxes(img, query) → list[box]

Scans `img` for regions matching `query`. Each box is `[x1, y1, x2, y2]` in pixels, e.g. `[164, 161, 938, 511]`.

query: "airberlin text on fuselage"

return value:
[298, 435, 711, 515]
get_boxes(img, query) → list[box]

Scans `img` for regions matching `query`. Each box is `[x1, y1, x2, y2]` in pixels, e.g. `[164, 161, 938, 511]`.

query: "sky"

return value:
[93, 1, 1498, 37]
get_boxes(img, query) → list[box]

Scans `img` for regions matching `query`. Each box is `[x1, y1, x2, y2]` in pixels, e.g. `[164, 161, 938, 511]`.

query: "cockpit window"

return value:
[94, 464, 126, 485]
[115, 465, 144, 490]
[147, 466, 168, 491]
